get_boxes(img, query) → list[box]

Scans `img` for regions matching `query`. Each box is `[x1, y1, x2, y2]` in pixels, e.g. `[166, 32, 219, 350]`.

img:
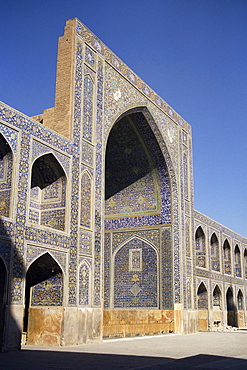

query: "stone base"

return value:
[26, 306, 102, 346]
[27, 307, 63, 345]
[103, 310, 174, 338]
[237, 311, 245, 328]
[198, 310, 208, 331]
[182, 310, 197, 334]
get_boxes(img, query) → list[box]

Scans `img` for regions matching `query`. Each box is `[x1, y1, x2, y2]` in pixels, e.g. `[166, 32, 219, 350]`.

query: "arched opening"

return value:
[244, 249, 247, 279]
[24, 253, 63, 345]
[237, 289, 245, 328]
[0, 257, 7, 350]
[226, 287, 236, 327]
[213, 285, 222, 328]
[197, 282, 208, 309]
[0, 134, 13, 218]
[197, 282, 208, 331]
[213, 285, 221, 308]
[195, 226, 206, 268]
[234, 245, 241, 277]
[104, 109, 173, 337]
[105, 111, 169, 219]
[113, 238, 158, 309]
[29, 153, 67, 231]
[237, 290, 243, 311]
[210, 233, 220, 271]
[223, 239, 231, 275]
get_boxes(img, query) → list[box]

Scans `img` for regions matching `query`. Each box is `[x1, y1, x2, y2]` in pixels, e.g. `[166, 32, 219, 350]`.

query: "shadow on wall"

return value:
[0, 217, 25, 351]
[226, 287, 238, 327]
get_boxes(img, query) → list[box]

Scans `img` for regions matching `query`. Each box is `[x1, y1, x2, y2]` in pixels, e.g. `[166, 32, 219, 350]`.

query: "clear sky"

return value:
[1, 0, 246, 237]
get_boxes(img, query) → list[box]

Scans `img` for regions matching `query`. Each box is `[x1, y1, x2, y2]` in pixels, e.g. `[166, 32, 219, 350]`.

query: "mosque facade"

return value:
[0, 18, 246, 350]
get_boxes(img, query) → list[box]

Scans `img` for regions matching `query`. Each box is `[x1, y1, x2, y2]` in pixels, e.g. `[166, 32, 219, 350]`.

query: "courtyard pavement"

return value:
[0, 330, 247, 369]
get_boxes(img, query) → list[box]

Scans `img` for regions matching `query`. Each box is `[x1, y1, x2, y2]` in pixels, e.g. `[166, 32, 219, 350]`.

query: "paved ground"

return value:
[0, 330, 247, 369]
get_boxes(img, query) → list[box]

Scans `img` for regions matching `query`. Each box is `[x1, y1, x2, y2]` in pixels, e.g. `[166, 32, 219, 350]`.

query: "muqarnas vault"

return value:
[0, 18, 246, 350]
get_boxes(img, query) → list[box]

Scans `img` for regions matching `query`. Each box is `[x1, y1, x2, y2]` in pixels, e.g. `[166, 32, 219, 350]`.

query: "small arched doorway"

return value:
[197, 282, 208, 331]
[24, 253, 63, 345]
[0, 257, 7, 350]
[237, 290, 244, 327]
[226, 287, 236, 327]
[213, 285, 222, 327]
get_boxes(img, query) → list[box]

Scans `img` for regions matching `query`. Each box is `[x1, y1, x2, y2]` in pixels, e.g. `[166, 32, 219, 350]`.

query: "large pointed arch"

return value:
[103, 106, 177, 313]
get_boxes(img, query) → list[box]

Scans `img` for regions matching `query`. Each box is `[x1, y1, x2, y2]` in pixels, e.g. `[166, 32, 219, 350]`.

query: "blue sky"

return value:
[1, 0, 246, 237]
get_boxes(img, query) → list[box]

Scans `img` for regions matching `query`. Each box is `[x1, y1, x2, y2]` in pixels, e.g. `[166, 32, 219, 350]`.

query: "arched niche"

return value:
[197, 282, 208, 331]
[226, 286, 236, 327]
[0, 133, 13, 218]
[223, 239, 231, 275]
[103, 107, 176, 313]
[113, 237, 158, 309]
[29, 153, 67, 231]
[213, 285, 221, 308]
[234, 245, 241, 277]
[195, 226, 206, 268]
[197, 282, 208, 309]
[24, 252, 63, 334]
[244, 249, 247, 279]
[210, 233, 220, 271]
[105, 109, 171, 225]
[237, 290, 243, 311]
